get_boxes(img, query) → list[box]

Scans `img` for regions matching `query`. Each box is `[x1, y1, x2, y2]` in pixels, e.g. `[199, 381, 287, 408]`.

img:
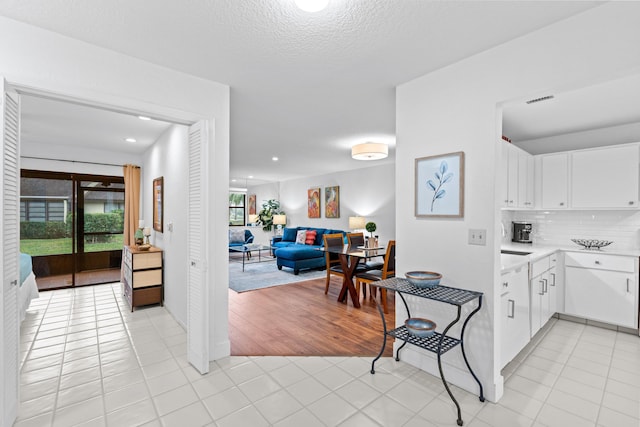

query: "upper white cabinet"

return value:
[571, 144, 639, 208]
[540, 153, 569, 209]
[500, 140, 534, 209]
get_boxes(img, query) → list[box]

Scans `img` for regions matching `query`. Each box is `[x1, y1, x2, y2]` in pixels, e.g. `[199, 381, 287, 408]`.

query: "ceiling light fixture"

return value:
[138, 116, 151, 121]
[526, 95, 555, 104]
[125, 137, 137, 143]
[295, 0, 329, 12]
[272, 156, 279, 161]
[351, 142, 388, 161]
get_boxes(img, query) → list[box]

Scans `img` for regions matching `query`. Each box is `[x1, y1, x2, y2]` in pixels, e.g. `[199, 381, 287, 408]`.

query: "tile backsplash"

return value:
[501, 210, 640, 251]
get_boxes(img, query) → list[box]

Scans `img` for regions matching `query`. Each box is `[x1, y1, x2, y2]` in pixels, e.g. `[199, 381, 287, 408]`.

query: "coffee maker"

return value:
[512, 222, 532, 243]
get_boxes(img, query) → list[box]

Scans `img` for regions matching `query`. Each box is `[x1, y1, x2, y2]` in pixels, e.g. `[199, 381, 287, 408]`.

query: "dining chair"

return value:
[355, 240, 396, 313]
[323, 233, 368, 294]
[347, 232, 384, 271]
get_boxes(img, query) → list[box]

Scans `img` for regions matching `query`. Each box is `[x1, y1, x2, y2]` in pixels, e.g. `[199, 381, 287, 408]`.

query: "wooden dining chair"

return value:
[347, 232, 383, 272]
[323, 233, 368, 294]
[355, 240, 396, 313]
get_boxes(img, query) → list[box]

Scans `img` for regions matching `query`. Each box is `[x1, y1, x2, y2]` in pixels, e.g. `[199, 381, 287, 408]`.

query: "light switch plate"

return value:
[469, 229, 486, 245]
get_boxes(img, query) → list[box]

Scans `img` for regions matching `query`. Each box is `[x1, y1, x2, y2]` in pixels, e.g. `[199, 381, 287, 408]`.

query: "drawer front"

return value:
[132, 269, 162, 288]
[565, 252, 636, 273]
[132, 251, 162, 270]
[531, 256, 549, 277]
[132, 286, 162, 308]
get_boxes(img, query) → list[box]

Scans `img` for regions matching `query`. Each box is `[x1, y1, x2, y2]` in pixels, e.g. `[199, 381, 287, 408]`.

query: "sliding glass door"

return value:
[20, 170, 124, 290]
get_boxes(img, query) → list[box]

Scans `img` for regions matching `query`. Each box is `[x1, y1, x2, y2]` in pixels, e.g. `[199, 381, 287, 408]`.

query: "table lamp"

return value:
[143, 227, 151, 245]
[348, 216, 366, 231]
[273, 214, 286, 235]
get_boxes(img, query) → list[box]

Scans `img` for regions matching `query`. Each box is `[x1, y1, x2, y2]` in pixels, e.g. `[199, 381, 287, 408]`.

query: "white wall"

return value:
[396, 2, 640, 402]
[142, 125, 189, 326]
[248, 163, 396, 245]
[0, 16, 231, 361]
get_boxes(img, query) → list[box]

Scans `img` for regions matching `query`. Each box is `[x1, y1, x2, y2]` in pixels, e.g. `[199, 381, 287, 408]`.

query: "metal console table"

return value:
[370, 277, 485, 426]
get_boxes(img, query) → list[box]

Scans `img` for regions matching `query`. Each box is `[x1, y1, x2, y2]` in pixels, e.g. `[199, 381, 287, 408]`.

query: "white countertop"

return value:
[500, 242, 640, 273]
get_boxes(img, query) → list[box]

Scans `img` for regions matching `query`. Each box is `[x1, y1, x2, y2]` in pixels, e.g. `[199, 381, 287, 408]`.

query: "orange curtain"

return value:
[123, 164, 141, 246]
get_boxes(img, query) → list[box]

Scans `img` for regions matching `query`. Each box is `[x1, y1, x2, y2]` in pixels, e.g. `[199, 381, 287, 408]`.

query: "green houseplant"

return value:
[365, 221, 377, 237]
[257, 199, 284, 232]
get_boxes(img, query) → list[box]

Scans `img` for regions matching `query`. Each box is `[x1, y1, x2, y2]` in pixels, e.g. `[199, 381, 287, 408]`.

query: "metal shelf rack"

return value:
[370, 277, 485, 426]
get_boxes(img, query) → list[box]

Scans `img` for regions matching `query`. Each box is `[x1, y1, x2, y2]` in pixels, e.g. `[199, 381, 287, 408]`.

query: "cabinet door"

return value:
[541, 153, 568, 209]
[517, 149, 534, 208]
[500, 142, 510, 208]
[500, 292, 511, 368]
[565, 267, 638, 328]
[530, 272, 545, 337]
[571, 144, 639, 208]
[507, 144, 518, 207]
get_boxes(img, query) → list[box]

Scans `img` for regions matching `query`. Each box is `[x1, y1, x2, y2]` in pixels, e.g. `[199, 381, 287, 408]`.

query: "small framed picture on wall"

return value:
[325, 185, 340, 218]
[153, 176, 164, 232]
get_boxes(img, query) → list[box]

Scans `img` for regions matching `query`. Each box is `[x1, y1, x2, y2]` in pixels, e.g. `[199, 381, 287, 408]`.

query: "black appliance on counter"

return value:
[512, 222, 532, 243]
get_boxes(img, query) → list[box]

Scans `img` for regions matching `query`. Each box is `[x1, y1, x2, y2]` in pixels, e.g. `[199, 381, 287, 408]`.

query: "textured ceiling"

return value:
[0, 0, 604, 184]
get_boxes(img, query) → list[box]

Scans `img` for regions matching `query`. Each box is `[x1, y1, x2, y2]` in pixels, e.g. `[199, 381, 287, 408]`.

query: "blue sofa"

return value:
[272, 227, 345, 275]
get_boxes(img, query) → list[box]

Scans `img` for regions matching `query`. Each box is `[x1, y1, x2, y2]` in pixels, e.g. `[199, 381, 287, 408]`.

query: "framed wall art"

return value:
[325, 185, 340, 218]
[415, 151, 464, 218]
[153, 176, 164, 232]
[307, 187, 320, 218]
[248, 194, 256, 215]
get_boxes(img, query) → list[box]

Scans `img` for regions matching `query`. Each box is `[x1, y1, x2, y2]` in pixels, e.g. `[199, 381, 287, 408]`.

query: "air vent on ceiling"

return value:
[526, 95, 555, 104]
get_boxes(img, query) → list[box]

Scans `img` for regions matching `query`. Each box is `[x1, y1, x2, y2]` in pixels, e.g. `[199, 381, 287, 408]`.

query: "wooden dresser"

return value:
[122, 245, 163, 311]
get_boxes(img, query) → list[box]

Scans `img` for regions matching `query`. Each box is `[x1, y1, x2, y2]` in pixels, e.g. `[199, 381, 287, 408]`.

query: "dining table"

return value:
[318, 244, 385, 308]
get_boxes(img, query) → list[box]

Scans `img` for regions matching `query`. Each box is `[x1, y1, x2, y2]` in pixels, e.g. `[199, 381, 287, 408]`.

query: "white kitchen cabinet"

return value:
[530, 253, 561, 336]
[500, 265, 530, 368]
[517, 149, 534, 208]
[565, 252, 638, 329]
[500, 141, 519, 208]
[540, 153, 568, 209]
[571, 144, 639, 209]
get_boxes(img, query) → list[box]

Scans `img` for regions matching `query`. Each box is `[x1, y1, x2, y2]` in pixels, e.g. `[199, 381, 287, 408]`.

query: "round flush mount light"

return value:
[124, 137, 137, 143]
[351, 142, 388, 161]
[295, 0, 329, 12]
[272, 156, 279, 162]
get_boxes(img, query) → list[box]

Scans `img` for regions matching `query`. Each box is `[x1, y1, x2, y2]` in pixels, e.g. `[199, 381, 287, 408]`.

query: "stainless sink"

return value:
[501, 250, 532, 256]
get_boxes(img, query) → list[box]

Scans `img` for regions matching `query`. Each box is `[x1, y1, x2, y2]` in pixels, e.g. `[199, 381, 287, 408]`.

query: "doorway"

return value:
[20, 169, 125, 290]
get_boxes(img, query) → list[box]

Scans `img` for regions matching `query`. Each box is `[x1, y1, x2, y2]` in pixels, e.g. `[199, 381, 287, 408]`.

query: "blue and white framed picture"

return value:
[415, 151, 464, 218]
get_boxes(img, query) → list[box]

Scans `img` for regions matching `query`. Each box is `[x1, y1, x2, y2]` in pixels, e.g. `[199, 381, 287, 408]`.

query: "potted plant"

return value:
[257, 199, 284, 232]
[365, 221, 377, 247]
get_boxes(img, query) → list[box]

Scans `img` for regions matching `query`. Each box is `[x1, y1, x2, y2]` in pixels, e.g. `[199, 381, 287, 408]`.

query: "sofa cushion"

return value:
[305, 230, 317, 245]
[229, 229, 245, 243]
[275, 245, 324, 261]
[295, 230, 307, 244]
[282, 227, 298, 242]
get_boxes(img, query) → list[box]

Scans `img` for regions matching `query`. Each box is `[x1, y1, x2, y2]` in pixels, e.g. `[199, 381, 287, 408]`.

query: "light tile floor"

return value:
[14, 283, 640, 427]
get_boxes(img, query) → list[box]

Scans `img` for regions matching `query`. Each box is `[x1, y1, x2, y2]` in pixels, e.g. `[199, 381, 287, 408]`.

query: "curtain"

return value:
[123, 164, 141, 246]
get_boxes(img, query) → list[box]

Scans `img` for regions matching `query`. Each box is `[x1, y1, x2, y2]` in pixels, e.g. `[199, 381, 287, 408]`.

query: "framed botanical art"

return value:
[325, 185, 340, 218]
[307, 187, 320, 218]
[415, 151, 464, 218]
[153, 176, 164, 232]
[248, 194, 256, 215]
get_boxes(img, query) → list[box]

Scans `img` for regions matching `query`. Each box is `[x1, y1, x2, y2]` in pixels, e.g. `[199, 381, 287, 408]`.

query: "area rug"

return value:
[228, 257, 326, 292]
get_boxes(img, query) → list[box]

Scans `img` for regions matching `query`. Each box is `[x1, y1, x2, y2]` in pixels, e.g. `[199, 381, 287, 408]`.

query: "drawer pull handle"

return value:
[191, 261, 196, 266]
[502, 282, 508, 288]
[11, 280, 17, 286]
[627, 278, 631, 293]
[550, 273, 555, 286]
[559, 202, 565, 206]
[508, 299, 515, 318]
[595, 260, 600, 265]
[543, 279, 548, 293]
[629, 201, 635, 205]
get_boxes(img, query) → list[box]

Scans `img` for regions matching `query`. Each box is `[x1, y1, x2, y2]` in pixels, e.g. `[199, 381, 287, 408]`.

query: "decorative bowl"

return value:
[571, 239, 613, 250]
[405, 318, 437, 338]
[405, 271, 442, 288]
[137, 244, 151, 251]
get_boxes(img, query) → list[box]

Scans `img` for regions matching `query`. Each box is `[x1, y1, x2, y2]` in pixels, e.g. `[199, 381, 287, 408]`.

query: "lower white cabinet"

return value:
[530, 254, 560, 337]
[500, 265, 530, 368]
[565, 252, 638, 329]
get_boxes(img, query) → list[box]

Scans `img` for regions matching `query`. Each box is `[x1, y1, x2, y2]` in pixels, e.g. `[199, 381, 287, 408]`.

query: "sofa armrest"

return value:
[271, 236, 282, 245]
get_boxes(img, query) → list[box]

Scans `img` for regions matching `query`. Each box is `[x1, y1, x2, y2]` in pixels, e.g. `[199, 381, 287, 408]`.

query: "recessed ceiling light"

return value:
[125, 138, 137, 143]
[295, 0, 328, 12]
[138, 116, 151, 121]
[248, 175, 254, 179]
[231, 179, 237, 182]
[272, 157, 279, 161]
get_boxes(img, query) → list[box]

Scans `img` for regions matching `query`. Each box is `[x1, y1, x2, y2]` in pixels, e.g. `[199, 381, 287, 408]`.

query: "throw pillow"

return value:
[229, 229, 245, 243]
[282, 227, 297, 242]
[305, 230, 317, 245]
[295, 230, 307, 244]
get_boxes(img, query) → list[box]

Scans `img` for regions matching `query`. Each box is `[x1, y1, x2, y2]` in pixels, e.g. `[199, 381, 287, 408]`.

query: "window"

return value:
[229, 192, 246, 226]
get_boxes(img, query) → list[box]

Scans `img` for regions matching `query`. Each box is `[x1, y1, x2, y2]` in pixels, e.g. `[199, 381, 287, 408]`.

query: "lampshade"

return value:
[248, 214, 258, 224]
[351, 142, 388, 160]
[273, 214, 287, 225]
[349, 216, 366, 230]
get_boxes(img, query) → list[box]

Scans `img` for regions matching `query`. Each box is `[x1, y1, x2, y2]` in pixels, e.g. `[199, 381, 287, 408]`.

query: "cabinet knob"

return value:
[595, 260, 600, 265]
[559, 202, 565, 206]
[502, 282, 508, 288]
[509, 200, 514, 203]
[629, 201, 635, 205]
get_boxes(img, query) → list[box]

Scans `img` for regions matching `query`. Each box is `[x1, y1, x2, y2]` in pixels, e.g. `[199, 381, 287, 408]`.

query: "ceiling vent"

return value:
[526, 95, 555, 104]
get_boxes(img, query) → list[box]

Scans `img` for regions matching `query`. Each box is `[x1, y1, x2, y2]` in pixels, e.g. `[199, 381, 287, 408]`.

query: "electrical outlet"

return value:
[468, 229, 486, 246]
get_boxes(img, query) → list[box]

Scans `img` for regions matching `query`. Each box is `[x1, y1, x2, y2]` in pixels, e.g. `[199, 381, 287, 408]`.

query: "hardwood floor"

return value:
[229, 276, 395, 357]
